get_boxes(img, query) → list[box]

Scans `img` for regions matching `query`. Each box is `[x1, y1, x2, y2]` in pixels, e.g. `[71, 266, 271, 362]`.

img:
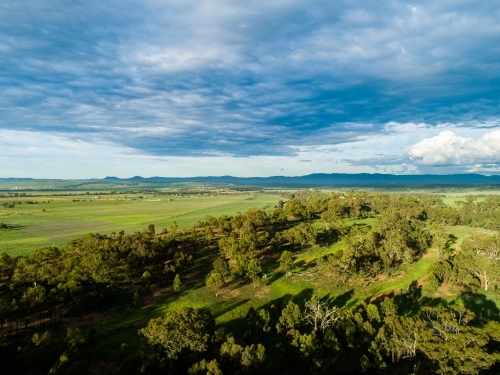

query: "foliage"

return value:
[139, 307, 215, 360]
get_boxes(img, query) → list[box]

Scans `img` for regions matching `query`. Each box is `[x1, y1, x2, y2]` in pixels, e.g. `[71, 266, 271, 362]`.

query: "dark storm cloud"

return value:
[1, 1, 500, 157]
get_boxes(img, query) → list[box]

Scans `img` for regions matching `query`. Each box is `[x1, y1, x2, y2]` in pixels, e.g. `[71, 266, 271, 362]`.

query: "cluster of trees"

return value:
[134, 289, 500, 375]
[317, 210, 431, 282]
[0, 223, 193, 332]
[426, 230, 500, 294]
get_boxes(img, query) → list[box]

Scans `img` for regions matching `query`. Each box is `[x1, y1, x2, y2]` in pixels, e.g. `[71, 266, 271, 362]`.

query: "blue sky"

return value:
[1, 1, 500, 178]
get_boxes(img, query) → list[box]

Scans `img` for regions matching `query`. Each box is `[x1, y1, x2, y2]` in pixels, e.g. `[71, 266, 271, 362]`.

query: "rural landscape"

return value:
[2, 179, 500, 374]
[3, 1, 500, 374]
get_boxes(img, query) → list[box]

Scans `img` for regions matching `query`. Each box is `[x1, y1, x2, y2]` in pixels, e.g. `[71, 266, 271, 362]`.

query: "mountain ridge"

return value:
[2, 173, 500, 187]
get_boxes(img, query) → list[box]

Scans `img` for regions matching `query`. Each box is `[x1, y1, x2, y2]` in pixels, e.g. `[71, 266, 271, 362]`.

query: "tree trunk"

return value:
[484, 271, 489, 291]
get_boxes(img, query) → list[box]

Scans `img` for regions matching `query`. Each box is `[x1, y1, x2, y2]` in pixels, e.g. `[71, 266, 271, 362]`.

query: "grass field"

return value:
[0, 192, 282, 256]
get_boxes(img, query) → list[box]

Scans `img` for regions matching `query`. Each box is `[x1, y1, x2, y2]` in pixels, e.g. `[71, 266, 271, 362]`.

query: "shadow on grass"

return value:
[212, 298, 251, 319]
[326, 289, 355, 308]
[293, 259, 316, 273]
[460, 292, 500, 321]
[264, 270, 285, 285]
[218, 288, 315, 336]
[0, 223, 30, 230]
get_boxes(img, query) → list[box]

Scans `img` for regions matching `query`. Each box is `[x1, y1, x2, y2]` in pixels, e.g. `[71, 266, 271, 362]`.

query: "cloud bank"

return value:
[1, 1, 500, 176]
[406, 130, 500, 170]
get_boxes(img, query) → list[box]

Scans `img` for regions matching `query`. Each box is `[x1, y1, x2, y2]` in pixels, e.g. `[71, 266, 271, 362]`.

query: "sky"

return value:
[1, 1, 500, 178]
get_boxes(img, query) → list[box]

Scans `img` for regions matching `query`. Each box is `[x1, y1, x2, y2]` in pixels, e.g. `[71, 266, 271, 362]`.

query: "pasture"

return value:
[0, 191, 281, 256]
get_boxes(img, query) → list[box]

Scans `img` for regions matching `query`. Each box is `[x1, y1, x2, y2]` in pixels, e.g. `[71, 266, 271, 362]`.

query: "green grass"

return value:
[0, 192, 281, 256]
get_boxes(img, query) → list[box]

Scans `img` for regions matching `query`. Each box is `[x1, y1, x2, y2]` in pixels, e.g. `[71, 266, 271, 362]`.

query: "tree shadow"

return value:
[291, 287, 315, 308]
[449, 233, 459, 248]
[212, 298, 251, 319]
[0, 223, 30, 230]
[420, 296, 448, 308]
[292, 259, 316, 273]
[460, 292, 500, 321]
[263, 270, 285, 285]
[393, 280, 423, 316]
[218, 288, 315, 340]
[328, 289, 355, 308]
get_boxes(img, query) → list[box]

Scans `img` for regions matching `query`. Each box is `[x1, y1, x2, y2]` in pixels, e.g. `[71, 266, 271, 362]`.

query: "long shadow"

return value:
[393, 280, 422, 316]
[263, 270, 285, 285]
[218, 288, 314, 343]
[291, 287, 315, 308]
[329, 289, 355, 308]
[1, 223, 30, 230]
[460, 292, 500, 321]
[212, 298, 250, 319]
[293, 259, 317, 273]
[420, 296, 448, 308]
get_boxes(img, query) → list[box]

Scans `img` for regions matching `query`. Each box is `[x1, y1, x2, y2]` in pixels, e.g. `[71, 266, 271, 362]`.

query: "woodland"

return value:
[1, 190, 500, 374]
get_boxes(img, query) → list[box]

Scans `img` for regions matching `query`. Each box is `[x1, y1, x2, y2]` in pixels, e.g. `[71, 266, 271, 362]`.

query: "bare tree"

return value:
[303, 296, 339, 332]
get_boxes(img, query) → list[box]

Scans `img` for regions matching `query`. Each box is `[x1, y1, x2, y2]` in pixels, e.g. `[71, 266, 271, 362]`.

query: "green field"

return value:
[0, 192, 281, 256]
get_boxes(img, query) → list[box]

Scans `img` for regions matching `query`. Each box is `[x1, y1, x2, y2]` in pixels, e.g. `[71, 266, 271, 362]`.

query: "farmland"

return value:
[2, 186, 500, 374]
[0, 191, 280, 256]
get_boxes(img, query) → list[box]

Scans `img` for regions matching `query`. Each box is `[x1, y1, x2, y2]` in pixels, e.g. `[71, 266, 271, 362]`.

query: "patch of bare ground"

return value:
[417, 275, 428, 287]
[61, 311, 113, 330]
[422, 251, 436, 259]
[368, 289, 397, 304]
[221, 288, 241, 300]
[254, 285, 271, 299]
[435, 283, 455, 297]
[375, 274, 388, 282]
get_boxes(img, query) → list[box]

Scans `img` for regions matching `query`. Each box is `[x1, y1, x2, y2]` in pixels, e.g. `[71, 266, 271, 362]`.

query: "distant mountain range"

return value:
[2, 173, 500, 188]
[101, 173, 500, 187]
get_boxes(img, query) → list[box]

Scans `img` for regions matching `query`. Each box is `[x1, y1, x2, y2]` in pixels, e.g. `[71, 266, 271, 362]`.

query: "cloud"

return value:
[406, 130, 500, 167]
[1, 1, 500, 176]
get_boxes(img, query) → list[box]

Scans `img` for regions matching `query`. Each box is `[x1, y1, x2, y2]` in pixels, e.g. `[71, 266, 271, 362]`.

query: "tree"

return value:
[204, 226, 214, 245]
[139, 307, 215, 360]
[141, 271, 152, 292]
[303, 296, 339, 333]
[279, 251, 293, 277]
[277, 301, 301, 333]
[428, 223, 452, 258]
[418, 306, 499, 374]
[173, 274, 182, 292]
[231, 255, 249, 278]
[284, 198, 307, 219]
[286, 223, 317, 250]
[188, 359, 223, 375]
[240, 343, 266, 370]
[206, 271, 224, 297]
[170, 221, 178, 235]
[213, 258, 230, 282]
[456, 232, 500, 291]
[219, 336, 265, 373]
[246, 259, 262, 289]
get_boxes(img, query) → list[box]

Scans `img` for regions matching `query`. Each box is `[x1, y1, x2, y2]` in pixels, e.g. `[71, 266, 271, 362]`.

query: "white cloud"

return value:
[0, 129, 378, 178]
[406, 130, 500, 166]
